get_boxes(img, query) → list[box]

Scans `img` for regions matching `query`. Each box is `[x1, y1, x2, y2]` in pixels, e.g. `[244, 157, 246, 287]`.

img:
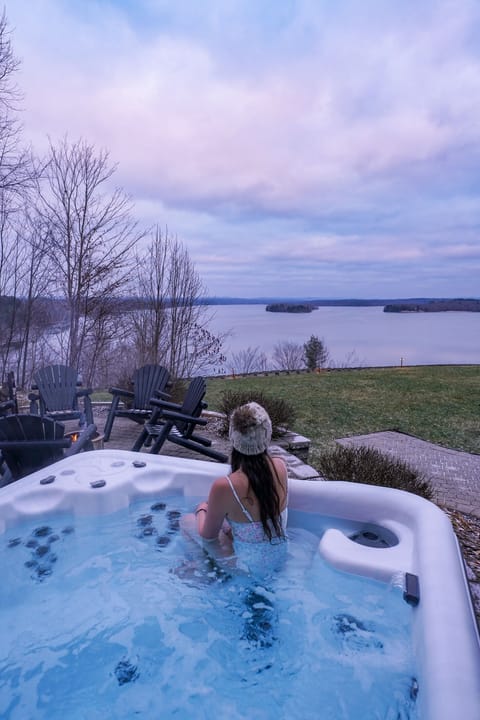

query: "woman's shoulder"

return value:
[212, 471, 247, 495]
[225, 468, 249, 491]
[271, 455, 288, 478]
[211, 474, 232, 491]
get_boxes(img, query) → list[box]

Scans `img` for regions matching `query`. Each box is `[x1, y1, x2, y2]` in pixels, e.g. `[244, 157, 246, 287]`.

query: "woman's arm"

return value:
[195, 478, 231, 540]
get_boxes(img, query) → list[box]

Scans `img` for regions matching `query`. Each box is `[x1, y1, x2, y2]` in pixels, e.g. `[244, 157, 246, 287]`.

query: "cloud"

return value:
[437, 243, 480, 259]
[5, 0, 480, 297]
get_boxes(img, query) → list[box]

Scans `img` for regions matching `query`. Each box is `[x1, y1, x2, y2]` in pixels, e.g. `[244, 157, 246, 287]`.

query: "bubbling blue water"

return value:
[0, 496, 418, 719]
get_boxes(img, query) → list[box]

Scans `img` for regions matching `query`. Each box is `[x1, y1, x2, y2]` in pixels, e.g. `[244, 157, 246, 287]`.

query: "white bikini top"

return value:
[226, 474, 288, 529]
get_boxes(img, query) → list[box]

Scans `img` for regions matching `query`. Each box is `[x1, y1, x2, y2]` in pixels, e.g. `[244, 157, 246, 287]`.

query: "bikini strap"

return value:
[226, 475, 255, 523]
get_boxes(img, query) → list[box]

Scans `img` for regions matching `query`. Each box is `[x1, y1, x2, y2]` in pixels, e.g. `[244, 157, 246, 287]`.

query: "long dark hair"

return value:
[230, 448, 285, 541]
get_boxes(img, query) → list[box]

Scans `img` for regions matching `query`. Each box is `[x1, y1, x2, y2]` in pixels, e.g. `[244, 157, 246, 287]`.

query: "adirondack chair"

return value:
[0, 399, 15, 417]
[103, 364, 171, 442]
[132, 376, 228, 462]
[0, 371, 18, 416]
[0, 414, 97, 485]
[29, 364, 94, 427]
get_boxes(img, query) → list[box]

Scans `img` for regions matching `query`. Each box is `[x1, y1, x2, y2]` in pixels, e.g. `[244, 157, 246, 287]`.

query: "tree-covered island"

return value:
[265, 303, 318, 313]
[384, 299, 480, 312]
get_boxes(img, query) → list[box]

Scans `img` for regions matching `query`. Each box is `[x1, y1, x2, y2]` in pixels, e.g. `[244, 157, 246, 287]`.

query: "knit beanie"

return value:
[229, 402, 272, 455]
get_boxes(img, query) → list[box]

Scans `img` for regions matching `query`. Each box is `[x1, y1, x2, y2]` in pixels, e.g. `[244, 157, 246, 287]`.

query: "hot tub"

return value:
[0, 449, 479, 719]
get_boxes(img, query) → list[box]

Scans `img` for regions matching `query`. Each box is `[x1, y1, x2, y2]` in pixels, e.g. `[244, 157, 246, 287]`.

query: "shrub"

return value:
[112, 369, 135, 407]
[316, 444, 433, 499]
[218, 390, 296, 438]
[168, 378, 189, 404]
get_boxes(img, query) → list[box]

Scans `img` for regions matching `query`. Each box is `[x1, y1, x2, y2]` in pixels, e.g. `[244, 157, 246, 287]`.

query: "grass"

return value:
[91, 390, 112, 402]
[205, 365, 480, 469]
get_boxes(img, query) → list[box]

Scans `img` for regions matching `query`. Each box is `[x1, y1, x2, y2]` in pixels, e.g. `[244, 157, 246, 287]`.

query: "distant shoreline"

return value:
[202, 296, 480, 307]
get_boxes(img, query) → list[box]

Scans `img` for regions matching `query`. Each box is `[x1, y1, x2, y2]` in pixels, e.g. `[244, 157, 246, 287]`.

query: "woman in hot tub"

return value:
[190, 402, 288, 571]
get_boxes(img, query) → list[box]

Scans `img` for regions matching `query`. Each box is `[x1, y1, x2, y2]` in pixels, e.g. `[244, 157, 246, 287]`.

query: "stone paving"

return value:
[336, 430, 480, 519]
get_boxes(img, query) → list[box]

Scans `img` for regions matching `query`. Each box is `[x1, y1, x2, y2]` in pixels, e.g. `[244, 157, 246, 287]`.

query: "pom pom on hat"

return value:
[229, 402, 272, 455]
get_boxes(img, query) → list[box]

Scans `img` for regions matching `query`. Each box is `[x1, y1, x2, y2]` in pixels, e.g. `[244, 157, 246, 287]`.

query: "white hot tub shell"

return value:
[0, 449, 479, 719]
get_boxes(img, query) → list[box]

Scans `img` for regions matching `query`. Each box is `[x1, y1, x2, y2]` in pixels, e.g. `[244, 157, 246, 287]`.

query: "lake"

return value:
[206, 304, 480, 370]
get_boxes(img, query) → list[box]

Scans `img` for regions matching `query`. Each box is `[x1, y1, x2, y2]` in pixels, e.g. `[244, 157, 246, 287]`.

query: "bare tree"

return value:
[0, 11, 37, 384]
[272, 340, 305, 371]
[0, 11, 33, 197]
[37, 137, 143, 372]
[230, 346, 268, 374]
[130, 227, 226, 379]
[12, 209, 52, 386]
[79, 296, 131, 387]
[331, 349, 365, 369]
[0, 200, 54, 385]
[0, 199, 19, 378]
[0, 197, 27, 378]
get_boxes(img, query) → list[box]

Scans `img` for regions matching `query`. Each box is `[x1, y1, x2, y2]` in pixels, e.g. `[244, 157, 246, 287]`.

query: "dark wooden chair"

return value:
[132, 376, 228, 463]
[29, 364, 94, 427]
[0, 414, 97, 485]
[0, 399, 15, 417]
[0, 371, 18, 416]
[103, 364, 171, 442]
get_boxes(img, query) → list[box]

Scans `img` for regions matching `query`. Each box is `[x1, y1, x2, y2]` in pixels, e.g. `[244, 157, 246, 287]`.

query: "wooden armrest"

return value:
[161, 409, 207, 425]
[0, 439, 71, 450]
[76, 388, 93, 397]
[108, 387, 134, 399]
[152, 389, 171, 400]
[150, 398, 182, 411]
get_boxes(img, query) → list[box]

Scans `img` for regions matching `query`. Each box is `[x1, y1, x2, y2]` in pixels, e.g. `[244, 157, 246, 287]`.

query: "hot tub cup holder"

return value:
[349, 523, 399, 548]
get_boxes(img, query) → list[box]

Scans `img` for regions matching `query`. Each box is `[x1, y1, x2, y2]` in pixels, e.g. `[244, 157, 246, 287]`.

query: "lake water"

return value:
[206, 304, 480, 370]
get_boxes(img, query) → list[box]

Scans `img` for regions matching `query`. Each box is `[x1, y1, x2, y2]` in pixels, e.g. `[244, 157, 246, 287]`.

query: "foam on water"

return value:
[0, 497, 418, 719]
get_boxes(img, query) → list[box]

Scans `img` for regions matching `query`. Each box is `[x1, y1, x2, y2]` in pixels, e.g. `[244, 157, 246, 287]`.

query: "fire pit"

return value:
[65, 430, 104, 451]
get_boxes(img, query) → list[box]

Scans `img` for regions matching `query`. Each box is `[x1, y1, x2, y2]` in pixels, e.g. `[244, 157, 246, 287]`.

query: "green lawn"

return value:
[205, 365, 480, 468]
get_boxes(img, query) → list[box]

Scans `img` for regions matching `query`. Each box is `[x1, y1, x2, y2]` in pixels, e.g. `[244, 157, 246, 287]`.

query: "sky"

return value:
[4, 0, 480, 299]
